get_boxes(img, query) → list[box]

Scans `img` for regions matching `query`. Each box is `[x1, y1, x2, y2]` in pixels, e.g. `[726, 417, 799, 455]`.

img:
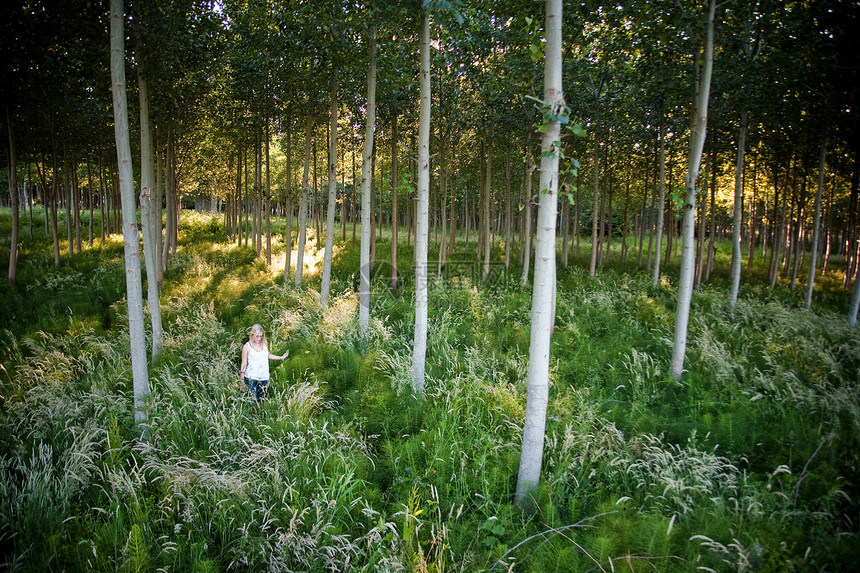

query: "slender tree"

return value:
[515, 0, 564, 513]
[5, 104, 19, 285]
[295, 113, 313, 287]
[670, 0, 716, 382]
[412, 7, 431, 397]
[359, 31, 377, 337]
[805, 138, 827, 309]
[321, 61, 338, 308]
[110, 0, 149, 427]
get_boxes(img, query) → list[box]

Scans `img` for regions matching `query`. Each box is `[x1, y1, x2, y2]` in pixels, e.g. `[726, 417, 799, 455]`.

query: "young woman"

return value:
[240, 324, 288, 400]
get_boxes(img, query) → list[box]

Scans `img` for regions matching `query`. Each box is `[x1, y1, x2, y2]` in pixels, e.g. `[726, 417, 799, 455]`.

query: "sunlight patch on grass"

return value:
[319, 292, 358, 343]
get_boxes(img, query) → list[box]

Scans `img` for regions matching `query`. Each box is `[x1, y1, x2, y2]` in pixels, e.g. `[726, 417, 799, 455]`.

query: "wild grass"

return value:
[1, 210, 858, 571]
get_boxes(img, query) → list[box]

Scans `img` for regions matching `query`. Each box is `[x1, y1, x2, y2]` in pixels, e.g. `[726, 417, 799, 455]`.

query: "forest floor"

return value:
[1, 208, 858, 572]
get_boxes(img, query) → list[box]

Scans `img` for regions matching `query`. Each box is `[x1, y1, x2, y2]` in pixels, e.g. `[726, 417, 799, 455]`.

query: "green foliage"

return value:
[1, 211, 858, 572]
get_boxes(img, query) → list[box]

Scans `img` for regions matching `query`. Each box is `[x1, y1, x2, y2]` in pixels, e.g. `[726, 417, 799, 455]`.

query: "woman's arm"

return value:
[268, 349, 288, 360]
[240, 342, 249, 376]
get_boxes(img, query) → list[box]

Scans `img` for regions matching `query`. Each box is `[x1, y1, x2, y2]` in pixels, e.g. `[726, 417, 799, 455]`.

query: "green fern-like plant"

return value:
[125, 524, 150, 573]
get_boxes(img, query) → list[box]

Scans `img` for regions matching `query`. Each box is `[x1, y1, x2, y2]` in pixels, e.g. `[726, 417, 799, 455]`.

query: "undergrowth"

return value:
[1, 210, 858, 571]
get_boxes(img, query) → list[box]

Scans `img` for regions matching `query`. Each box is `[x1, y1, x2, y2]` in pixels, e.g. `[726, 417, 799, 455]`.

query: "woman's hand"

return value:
[281, 351, 288, 360]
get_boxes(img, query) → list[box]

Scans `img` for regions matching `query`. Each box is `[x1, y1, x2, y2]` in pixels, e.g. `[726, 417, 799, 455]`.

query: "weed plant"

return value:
[1, 209, 858, 571]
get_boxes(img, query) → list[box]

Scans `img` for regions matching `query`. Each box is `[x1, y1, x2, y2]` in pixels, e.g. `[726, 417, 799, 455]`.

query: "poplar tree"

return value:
[670, 0, 717, 382]
[412, 6, 431, 397]
[110, 0, 150, 427]
[515, 0, 564, 512]
[358, 30, 377, 337]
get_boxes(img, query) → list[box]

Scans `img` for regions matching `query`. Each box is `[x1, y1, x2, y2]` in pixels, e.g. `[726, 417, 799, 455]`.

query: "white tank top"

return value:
[245, 342, 269, 381]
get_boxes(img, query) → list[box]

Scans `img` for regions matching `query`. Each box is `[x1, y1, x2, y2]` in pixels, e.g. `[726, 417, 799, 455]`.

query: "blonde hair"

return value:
[248, 324, 267, 347]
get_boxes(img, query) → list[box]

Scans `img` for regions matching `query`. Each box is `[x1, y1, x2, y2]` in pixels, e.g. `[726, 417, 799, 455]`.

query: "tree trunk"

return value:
[352, 149, 357, 244]
[65, 162, 73, 257]
[561, 185, 570, 269]
[265, 121, 272, 266]
[705, 154, 718, 281]
[652, 112, 667, 286]
[321, 62, 339, 308]
[51, 149, 61, 265]
[359, 31, 377, 336]
[162, 131, 177, 272]
[110, 0, 149, 427]
[695, 151, 709, 289]
[670, 0, 716, 382]
[283, 121, 294, 281]
[504, 146, 513, 268]
[521, 151, 534, 286]
[589, 120, 600, 277]
[805, 138, 827, 309]
[5, 105, 19, 285]
[412, 12, 431, 397]
[729, 104, 749, 308]
[74, 165, 81, 254]
[138, 71, 163, 362]
[769, 163, 789, 289]
[482, 137, 493, 282]
[747, 153, 758, 269]
[516, 0, 563, 513]
[295, 112, 313, 286]
[391, 112, 399, 291]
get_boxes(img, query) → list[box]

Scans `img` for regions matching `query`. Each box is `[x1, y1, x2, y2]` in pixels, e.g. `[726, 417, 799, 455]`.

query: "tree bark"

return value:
[295, 112, 313, 286]
[265, 121, 272, 266]
[283, 121, 294, 280]
[670, 0, 716, 382]
[391, 112, 399, 291]
[482, 137, 493, 282]
[652, 112, 667, 286]
[521, 151, 534, 286]
[729, 104, 749, 309]
[138, 71, 163, 362]
[589, 117, 600, 277]
[412, 11, 431, 397]
[110, 0, 149, 427]
[515, 0, 563, 513]
[805, 138, 827, 309]
[321, 62, 339, 308]
[6, 104, 19, 285]
[359, 31, 377, 336]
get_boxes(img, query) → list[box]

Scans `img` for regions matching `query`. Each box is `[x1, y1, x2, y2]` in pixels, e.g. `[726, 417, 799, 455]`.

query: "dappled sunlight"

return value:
[265, 232, 330, 281]
[319, 292, 358, 343]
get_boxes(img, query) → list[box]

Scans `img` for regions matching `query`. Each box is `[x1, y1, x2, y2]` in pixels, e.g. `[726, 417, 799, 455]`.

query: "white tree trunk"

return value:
[295, 113, 313, 287]
[283, 122, 293, 280]
[482, 139, 492, 281]
[849, 269, 860, 327]
[110, 0, 149, 426]
[728, 105, 748, 309]
[321, 63, 338, 307]
[359, 32, 377, 336]
[412, 12, 431, 397]
[6, 105, 19, 285]
[805, 139, 827, 309]
[520, 153, 533, 286]
[138, 73, 163, 362]
[515, 0, 563, 512]
[670, 0, 716, 382]
[589, 119, 600, 277]
[652, 117, 667, 286]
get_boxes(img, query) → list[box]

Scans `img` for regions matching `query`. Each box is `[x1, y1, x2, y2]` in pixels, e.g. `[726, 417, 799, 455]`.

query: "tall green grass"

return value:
[1, 209, 858, 571]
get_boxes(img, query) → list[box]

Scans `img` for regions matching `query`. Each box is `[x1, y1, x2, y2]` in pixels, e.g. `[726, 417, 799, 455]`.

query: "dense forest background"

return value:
[1, 0, 859, 571]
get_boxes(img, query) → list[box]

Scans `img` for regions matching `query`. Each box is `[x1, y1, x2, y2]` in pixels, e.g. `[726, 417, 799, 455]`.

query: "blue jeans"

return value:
[244, 377, 268, 401]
